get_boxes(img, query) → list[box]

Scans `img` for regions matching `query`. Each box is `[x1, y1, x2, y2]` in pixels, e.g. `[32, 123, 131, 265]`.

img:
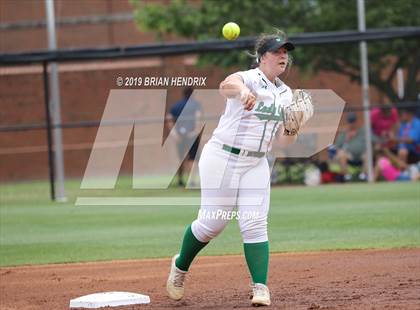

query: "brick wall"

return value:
[0, 0, 157, 52]
[0, 0, 385, 182]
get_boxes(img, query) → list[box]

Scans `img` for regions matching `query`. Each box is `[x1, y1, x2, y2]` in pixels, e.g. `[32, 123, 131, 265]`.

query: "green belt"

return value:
[222, 144, 266, 158]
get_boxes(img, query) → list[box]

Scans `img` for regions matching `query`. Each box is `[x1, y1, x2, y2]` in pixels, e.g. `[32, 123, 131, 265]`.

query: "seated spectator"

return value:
[332, 112, 367, 181]
[374, 147, 419, 182]
[397, 107, 420, 164]
[318, 161, 339, 184]
[370, 102, 398, 149]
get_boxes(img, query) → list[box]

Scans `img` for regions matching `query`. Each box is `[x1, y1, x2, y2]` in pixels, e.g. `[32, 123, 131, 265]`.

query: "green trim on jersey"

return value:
[267, 121, 279, 152]
[258, 121, 268, 152]
[255, 91, 282, 152]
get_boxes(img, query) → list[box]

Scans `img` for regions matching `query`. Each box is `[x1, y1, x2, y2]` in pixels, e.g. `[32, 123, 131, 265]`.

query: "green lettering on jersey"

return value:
[253, 102, 283, 121]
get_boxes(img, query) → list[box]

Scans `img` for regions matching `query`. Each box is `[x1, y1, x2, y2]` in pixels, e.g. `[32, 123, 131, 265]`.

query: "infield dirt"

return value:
[1, 248, 419, 309]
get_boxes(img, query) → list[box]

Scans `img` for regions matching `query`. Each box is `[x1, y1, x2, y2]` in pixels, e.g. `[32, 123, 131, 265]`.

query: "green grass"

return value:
[0, 179, 419, 267]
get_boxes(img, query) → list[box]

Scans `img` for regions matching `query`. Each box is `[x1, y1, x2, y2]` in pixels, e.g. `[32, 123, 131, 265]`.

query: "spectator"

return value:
[168, 87, 202, 186]
[370, 102, 398, 149]
[332, 112, 367, 181]
[374, 147, 419, 182]
[318, 161, 339, 184]
[397, 107, 420, 164]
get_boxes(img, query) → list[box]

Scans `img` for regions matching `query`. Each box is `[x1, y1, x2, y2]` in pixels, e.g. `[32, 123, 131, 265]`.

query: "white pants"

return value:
[191, 140, 270, 244]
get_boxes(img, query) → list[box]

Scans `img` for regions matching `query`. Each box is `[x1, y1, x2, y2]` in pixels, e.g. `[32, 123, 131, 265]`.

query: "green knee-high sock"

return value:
[175, 225, 208, 271]
[243, 241, 269, 285]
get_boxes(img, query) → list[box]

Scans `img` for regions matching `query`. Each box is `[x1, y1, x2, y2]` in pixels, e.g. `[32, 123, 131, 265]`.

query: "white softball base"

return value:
[69, 291, 150, 308]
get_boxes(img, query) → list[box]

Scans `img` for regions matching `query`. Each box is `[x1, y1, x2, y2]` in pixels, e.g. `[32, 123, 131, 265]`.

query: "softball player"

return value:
[167, 31, 309, 307]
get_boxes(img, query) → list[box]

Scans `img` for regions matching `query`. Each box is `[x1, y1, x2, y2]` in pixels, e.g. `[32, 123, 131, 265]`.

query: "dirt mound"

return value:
[1, 249, 419, 309]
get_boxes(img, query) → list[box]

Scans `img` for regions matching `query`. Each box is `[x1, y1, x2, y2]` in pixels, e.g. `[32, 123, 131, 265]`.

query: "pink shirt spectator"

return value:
[370, 107, 398, 136]
[378, 157, 400, 181]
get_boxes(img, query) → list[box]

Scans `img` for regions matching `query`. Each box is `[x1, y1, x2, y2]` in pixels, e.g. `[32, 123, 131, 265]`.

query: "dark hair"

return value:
[183, 87, 193, 98]
[346, 112, 357, 123]
[379, 102, 392, 110]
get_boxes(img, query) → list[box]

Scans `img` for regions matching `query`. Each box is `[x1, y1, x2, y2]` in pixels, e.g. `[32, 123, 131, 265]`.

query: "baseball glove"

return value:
[282, 89, 314, 136]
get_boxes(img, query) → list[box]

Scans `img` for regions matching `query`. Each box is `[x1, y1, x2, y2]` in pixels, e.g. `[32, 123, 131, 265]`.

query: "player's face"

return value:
[265, 47, 288, 74]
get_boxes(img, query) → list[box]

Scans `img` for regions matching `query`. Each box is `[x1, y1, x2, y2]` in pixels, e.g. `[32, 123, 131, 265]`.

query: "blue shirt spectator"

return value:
[168, 88, 203, 186]
[170, 88, 202, 137]
[398, 108, 420, 163]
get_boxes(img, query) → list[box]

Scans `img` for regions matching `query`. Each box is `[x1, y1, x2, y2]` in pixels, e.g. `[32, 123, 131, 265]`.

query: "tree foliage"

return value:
[131, 0, 420, 101]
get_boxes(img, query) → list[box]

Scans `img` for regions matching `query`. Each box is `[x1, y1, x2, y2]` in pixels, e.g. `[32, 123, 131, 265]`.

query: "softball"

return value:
[222, 22, 240, 40]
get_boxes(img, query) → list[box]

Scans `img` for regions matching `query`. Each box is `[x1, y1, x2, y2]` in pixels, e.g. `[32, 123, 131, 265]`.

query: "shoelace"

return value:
[252, 284, 268, 296]
[173, 270, 186, 288]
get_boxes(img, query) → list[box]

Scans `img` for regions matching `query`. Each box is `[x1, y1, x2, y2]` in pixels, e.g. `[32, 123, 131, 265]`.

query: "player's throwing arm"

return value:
[220, 74, 257, 111]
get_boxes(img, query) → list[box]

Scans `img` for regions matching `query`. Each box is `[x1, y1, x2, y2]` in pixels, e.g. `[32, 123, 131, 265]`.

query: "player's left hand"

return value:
[282, 89, 313, 136]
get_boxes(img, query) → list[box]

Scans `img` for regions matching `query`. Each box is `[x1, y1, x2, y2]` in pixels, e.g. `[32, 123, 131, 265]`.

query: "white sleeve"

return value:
[235, 70, 253, 89]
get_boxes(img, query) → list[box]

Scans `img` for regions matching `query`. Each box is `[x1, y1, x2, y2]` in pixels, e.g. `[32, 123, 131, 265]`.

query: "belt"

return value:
[222, 144, 266, 158]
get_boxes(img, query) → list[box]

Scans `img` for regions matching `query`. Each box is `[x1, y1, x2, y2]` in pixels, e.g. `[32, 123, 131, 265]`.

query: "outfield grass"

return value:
[0, 179, 419, 267]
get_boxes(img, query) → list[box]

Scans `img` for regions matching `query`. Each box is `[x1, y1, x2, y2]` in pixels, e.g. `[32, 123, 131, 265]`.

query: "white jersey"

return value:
[211, 68, 293, 152]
